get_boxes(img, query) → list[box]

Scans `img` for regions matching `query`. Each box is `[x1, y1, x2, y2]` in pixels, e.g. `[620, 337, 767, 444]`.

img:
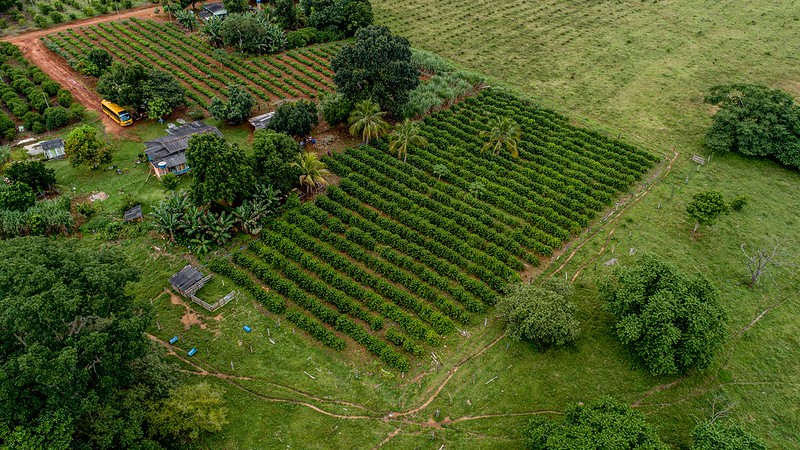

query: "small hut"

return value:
[168, 265, 237, 312]
[123, 204, 143, 222]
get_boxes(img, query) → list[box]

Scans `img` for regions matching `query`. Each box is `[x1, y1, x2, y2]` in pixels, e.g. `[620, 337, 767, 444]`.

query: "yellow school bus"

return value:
[101, 99, 133, 126]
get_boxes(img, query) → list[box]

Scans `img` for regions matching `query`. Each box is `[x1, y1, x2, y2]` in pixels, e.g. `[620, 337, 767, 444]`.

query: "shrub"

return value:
[600, 253, 727, 376]
[0, 181, 36, 211]
[0, 113, 15, 139]
[319, 93, 353, 127]
[524, 397, 668, 450]
[56, 88, 73, 107]
[40, 80, 60, 97]
[267, 99, 318, 136]
[4, 160, 56, 193]
[33, 14, 49, 28]
[731, 195, 748, 211]
[286, 27, 318, 49]
[496, 279, 580, 349]
[705, 84, 800, 170]
[691, 420, 767, 450]
[208, 84, 254, 125]
[49, 11, 63, 23]
[21, 111, 43, 132]
[161, 172, 180, 191]
[44, 106, 70, 130]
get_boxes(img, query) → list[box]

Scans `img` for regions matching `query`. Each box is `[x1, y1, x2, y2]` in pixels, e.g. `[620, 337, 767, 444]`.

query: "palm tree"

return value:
[291, 152, 330, 194]
[480, 117, 521, 158]
[388, 119, 428, 163]
[348, 100, 389, 144]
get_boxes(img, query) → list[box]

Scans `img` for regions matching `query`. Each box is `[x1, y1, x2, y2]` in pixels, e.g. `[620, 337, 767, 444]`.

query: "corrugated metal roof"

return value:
[123, 204, 143, 222]
[40, 138, 64, 151]
[169, 265, 204, 292]
[144, 121, 221, 169]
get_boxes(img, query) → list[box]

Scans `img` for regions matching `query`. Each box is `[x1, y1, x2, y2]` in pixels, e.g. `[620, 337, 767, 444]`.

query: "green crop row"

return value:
[232, 251, 409, 371]
[260, 227, 440, 345]
[385, 328, 425, 357]
[314, 194, 496, 306]
[282, 211, 468, 328]
[285, 309, 346, 350]
[249, 241, 383, 331]
[206, 259, 286, 313]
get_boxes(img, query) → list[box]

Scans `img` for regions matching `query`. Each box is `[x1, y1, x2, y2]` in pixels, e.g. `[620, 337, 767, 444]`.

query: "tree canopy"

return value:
[705, 84, 800, 169]
[208, 84, 255, 125]
[524, 397, 668, 450]
[600, 253, 727, 376]
[691, 420, 767, 450]
[332, 25, 420, 114]
[4, 160, 56, 194]
[267, 99, 319, 137]
[304, 0, 373, 36]
[687, 190, 729, 234]
[251, 129, 302, 193]
[64, 125, 112, 169]
[97, 63, 185, 113]
[186, 133, 255, 206]
[0, 237, 167, 449]
[0, 181, 36, 211]
[148, 382, 228, 443]
[218, 13, 286, 54]
[496, 279, 580, 349]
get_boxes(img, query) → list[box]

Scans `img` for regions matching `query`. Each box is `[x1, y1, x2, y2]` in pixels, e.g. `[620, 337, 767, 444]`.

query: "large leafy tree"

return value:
[64, 125, 112, 169]
[0, 181, 36, 211]
[97, 63, 185, 113]
[86, 48, 113, 74]
[332, 25, 419, 114]
[219, 13, 286, 54]
[388, 118, 427, 162]
[687, 190, 729, 234]
[600, 253, 727, 376]
[4, 160, 56, 194]
[148, 382, 228, 444]
[290, 151, 330, 194]
[252, 129, 302, 193]
[524, 397, 668, 450]
[267, 99, 319, 137]
[186, 133, 255, 206]
[480, 116, 521, 157]
[0, 237, 168, 449]
[496, 279, 580, 349]
[208, 84, 255, 125]
[348, 99, 389, 144]
[305, 0, 372, 36]
[691, 420, 767, 450]
[705, 84, 800, 169]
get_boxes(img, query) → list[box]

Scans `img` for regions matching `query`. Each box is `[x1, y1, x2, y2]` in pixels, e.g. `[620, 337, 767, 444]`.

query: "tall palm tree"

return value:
[388, 119, 428, 163]
[290, 152, 330, 194]
[480, 117, 521, 158]
[348, 100, 389, 144]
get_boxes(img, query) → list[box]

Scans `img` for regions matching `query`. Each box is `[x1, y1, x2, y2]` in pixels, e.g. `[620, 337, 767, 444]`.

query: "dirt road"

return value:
[1, 6, 164, 135]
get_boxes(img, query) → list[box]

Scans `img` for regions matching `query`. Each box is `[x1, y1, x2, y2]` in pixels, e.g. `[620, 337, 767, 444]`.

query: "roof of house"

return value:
[169, 265, 204, 293]
[123, 204, 143, 222]
[144, 121, 221, 168]
[203, 2, 226, 14]
[40, 138, 64, 151]
[248, 112, 275, 130]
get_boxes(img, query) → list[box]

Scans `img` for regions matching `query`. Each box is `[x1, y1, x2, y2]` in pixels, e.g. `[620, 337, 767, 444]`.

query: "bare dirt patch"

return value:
[167, 289, 208, 331]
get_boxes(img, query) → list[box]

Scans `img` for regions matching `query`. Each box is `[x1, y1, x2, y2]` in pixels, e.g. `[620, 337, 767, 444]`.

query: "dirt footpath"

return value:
[1, 6, 164, 136]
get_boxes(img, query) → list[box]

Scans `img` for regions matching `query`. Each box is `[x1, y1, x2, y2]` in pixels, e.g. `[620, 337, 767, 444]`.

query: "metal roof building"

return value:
[144, 121, 221, 179]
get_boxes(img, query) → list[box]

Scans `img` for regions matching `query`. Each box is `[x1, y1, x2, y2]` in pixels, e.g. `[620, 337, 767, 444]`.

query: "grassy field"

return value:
[363, 0, 800, 447]
[36, 2, 800, 446]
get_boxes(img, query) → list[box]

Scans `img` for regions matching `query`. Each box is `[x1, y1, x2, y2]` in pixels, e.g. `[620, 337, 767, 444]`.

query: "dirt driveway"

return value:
[1, 6, 164, 136]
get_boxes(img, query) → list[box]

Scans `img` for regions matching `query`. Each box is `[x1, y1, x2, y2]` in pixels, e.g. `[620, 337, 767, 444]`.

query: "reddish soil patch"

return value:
[167, 289, 208, 331]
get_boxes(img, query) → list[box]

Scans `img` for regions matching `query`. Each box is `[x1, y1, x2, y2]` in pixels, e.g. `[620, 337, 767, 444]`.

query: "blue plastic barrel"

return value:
[169, 336, 179, 344]
[243, 325, 252, 332]
[188, 348, 197, 357]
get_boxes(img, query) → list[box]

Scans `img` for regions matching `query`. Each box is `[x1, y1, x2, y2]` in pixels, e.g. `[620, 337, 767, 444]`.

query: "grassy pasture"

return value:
[367, 0, 800, 447]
